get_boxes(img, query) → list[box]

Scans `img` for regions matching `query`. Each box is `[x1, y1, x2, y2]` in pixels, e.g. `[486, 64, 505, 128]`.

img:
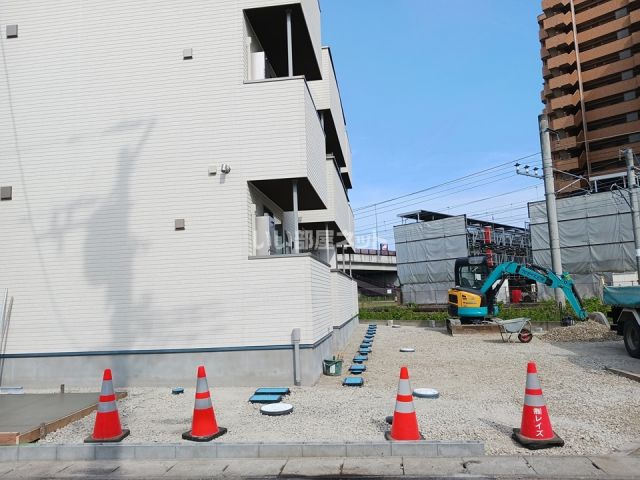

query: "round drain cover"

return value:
[399, 347, 415, 352]
[171, 387, 184, 395]
[260, 403, 293, 416]
[413, 388, 439, 399]
[392, 325, 401, 328]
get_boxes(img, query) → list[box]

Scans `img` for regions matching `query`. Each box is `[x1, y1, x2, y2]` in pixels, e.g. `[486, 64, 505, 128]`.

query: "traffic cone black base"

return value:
[182, 426, 227, 442]
[512, 428, 564, 450]
[384, 431, 424, 441]
[84, 429, 130, 443]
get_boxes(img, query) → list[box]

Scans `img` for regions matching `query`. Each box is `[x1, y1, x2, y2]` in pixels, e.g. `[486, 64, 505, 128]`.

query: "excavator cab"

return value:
[454, 256, 490, 290]
[448, 256, 493, 323]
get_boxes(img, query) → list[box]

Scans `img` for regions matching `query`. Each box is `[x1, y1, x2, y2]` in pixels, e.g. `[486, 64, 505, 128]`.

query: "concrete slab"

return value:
[48, 461, 121, 477]
[437, 441, 484, 457]
[133, 445, 176, 460]
[302, 442, 347, 457]
[216, 443, 260, 458]
[55, 445, 96, 461]
[589, 455, 640, 477]
[526, 456, 603, 477]
[223, 458, 286, 477]
[108, 461, 177, 477]
[281, 457, 343, 477]
[463, 456, 533, 476]
[0, 392, 125, 445]
[258, 442, 302, 458]
[402, 457, 466, 476]
[345, 442, 392, 457]
[163, 460, 228, 477]
[342, 456, 403, 476]
[3, 461, 71, 478]
[175, 444, 217, 459]
[390, 441, 438, 457]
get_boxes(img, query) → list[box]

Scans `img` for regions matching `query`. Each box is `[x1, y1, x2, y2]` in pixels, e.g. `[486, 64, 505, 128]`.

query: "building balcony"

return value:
[551, 113, 579, 130]
[554, 154, 583, 171]
[541, 46, 550, 60]
[542, 0, 569, 9]
[244, 77, 327, 211]
[543, 64, 552, 79]
[587, 141, 640, 164]
[588, 120, 640, 143]
[575, 0, 630, 25]
[586, 98, 640, 124]
[307, 47, 353, 186]
[298, 156, 354, 247]
[549, 70, 578, 90]
[584, 76, 640, 103]
[549, 90, 580, 110]
[552, 135, 578, 152]
[580, 32, 640, 64]
[581, 53, 640, 84]
[544, 31, 573, 50]
[244, 1, 322, 82]
[548, 51, 576, 70]
[577, 10, 640, 44]
[543, 11, 572, 31]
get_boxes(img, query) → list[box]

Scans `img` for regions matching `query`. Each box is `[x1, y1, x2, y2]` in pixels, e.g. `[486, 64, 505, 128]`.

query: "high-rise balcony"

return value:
[545, 31, 574, 50]
[577, 10, 640, 44]
[543, 11, 572, 31]
[581, 53, 640, 84]
[543, 0, 569, 9]
[588, 120, 640, 143]
[548, 51, 576, 70]
[584, 76, 640, 103]
[549, 90, 580, 110]
[580, 32, 640, 64]
[575, 0, 629, 25]
[549, 70, 578, 90]
[552, 135, 578, 152]
[586, 98, 640, 124]
[551, 113, 578, 130]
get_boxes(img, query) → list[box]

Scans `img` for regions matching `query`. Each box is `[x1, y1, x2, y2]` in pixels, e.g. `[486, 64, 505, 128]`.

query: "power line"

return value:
[352, 152, 541, 213]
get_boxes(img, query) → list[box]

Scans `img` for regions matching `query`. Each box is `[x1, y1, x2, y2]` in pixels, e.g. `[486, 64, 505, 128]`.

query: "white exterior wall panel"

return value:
[0, 0, 356, 360]
[331, 271, 358, 327]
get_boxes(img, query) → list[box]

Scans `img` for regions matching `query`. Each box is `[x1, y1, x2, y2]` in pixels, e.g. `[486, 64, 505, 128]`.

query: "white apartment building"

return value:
[0, 0, 357, 387]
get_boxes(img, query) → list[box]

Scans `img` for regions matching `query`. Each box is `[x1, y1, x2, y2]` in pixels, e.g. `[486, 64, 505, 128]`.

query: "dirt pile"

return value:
[541, 320, 620, 343]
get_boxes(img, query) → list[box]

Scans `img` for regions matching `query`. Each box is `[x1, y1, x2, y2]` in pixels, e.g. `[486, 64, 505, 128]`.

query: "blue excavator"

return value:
[447, 256, 588, 329]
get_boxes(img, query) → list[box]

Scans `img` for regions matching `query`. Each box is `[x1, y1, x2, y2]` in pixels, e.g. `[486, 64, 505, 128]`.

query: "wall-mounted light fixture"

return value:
[220, 164, 231, 174]
[183, 48, 193, 60]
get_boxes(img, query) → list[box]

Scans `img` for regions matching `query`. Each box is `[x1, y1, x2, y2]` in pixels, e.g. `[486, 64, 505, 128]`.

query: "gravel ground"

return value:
[40, 324, 640, 455]
[540, 320, 620, 342]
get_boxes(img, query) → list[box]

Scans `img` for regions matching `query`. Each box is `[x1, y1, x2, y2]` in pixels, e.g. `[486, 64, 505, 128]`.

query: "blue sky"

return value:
[320, 1, 547, 247]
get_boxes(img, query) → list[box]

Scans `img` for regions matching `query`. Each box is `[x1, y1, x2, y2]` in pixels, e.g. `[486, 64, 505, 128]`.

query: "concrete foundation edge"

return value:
[0, 441, 484, 461]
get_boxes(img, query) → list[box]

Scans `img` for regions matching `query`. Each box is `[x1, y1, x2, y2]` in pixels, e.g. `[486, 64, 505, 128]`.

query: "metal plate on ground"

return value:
[254, 387, 290, 396]
[399, 347, 415, 352]
[249, 394, 282, 404]
[413, 388, 439, 399]
[343, 377, 364, 387]
[260, 402, 293, 416]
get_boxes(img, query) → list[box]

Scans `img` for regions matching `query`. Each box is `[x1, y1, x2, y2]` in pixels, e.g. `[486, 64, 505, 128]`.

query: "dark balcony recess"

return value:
[245, 4, 321, 81]
[322, 110, 346, 169]
[251, 178, 326, 211]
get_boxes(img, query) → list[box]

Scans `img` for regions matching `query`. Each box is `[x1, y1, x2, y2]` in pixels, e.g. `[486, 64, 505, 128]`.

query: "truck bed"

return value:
[603, 285, 640, 308]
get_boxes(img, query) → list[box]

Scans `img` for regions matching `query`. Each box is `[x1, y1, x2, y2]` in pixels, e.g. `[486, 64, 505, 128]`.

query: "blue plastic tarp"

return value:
[603, 286, 640, 308]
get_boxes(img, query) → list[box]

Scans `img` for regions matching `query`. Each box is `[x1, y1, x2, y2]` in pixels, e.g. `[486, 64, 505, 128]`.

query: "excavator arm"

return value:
[480, 262, 589, 321]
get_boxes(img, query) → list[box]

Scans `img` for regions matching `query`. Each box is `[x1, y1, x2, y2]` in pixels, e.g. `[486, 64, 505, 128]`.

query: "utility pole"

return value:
[539, 115, 565, 306]
[625, 148, 640, 284]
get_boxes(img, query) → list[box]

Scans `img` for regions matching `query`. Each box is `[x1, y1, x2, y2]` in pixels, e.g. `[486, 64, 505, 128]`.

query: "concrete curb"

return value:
[0, 441, 483, 461]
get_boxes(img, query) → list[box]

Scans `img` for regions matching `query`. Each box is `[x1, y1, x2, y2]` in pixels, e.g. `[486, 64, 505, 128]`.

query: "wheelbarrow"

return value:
[495, 317, 533, 343]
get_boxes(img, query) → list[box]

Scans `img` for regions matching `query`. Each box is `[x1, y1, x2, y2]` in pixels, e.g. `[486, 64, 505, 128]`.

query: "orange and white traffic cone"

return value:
[182, 365, 227, 441]
[385, 366, 423, 441]
[84, 368, 129, 443]
[512, 361, 564, 449]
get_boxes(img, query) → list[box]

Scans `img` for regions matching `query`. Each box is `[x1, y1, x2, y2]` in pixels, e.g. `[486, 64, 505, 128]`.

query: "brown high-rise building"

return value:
[539, 0, 640, 194]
